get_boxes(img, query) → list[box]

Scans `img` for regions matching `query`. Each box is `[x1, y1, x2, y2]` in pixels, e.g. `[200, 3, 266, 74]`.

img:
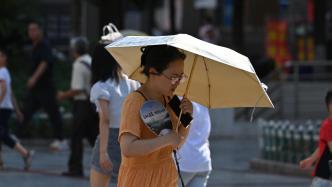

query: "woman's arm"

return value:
[176, 97, 193, 148]
[27, 61, 47, 89]
[328, 141, 332, 154]
[11, 87, 23, 122]
[0, 80, 6, 103]
[97, 99, 113, 170]
[177, 124, 190, 148]
[299, 147, 319, 169]
[120, 131, 181, 157]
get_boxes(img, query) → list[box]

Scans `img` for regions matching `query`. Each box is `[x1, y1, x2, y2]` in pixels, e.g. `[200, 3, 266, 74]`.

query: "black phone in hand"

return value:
[168, 95, 193, 127]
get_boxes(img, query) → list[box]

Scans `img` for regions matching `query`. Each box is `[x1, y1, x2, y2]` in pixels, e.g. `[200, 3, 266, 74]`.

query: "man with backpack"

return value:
[57, 37, 98, 177]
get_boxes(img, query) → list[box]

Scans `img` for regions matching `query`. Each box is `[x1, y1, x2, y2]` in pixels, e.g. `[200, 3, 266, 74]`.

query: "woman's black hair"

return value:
[91, 43, 121, 85]
[0, 49, 6, 56]
[325, 90, 332, 111]
[140, 45, 186, 76]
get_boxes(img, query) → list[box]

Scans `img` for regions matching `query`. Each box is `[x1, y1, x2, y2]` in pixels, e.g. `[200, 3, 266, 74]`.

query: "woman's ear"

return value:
[149, 67, 159, 75]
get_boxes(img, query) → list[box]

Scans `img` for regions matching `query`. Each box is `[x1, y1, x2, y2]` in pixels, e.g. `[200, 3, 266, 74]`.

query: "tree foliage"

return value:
[0, 0, 38, 54]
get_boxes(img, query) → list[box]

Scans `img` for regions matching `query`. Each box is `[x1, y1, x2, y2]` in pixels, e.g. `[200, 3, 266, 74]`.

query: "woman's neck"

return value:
[140, 82, 163, 102]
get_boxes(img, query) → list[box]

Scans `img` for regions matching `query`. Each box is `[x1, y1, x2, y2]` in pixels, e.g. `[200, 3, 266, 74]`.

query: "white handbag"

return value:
[100, 23, 123, 42]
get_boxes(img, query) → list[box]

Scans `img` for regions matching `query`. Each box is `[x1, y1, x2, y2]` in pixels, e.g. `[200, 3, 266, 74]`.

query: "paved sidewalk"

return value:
[0, 122, 312, 187]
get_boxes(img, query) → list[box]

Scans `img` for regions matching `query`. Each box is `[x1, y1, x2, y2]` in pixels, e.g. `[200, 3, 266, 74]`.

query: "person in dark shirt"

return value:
[300, 90, 332, 186]
[19, 21, 67, 151]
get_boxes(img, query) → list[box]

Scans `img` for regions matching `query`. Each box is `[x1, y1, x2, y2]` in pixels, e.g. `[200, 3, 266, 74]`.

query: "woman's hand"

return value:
[100, 152, 113, 171]
[163, 131, 182, 150]
[299, 157, 315, 169]
[15, 110, 24, 123]
[180, 97, 193, 115]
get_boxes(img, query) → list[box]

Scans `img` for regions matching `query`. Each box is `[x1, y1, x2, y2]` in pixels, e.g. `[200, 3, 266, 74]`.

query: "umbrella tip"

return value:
[261, 83, 268, 91]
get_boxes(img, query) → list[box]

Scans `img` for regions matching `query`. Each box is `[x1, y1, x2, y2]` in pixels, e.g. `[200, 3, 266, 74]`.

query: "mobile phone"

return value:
[168, 95, 193, 127]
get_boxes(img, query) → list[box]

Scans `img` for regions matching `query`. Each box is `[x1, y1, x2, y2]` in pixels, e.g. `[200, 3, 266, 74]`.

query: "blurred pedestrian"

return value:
[57, 37, 98, 177]
[0, 49, 33, 170]
[177, 102, 212, 187]
[19, 21, 67, 151]
[117, 45, 192, 187]
[89, 40, 140, 186]
[198, 16, 219, 45]
[299, 90, 332, 187]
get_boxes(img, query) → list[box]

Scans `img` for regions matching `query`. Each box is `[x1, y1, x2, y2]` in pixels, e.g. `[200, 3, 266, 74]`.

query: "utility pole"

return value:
[170, 0, 176, 34]
[232, 0, 244, 52]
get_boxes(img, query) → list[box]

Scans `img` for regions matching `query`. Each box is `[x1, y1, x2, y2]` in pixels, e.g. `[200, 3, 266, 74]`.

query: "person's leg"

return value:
[0, 109, 32, 170]
[41, 91, 64, 141]
[178, 171, 195, 187]
[186, 171, 210, 187]
[108, 129, 121, 182]
[310, 177, 332, 187]
[90, 168, 110, 187]
[0, 142, 3, 169]
[90, 137, 112, 187]
[18, 92, 40, 138]
[13, 142, 34, 171]
[0, 109, 17, 149]
[65, 101, 85, 176]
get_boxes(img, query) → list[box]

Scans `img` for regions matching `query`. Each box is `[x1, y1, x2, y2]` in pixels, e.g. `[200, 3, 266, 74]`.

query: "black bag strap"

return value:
[79, 60, 91, 70]
[135, 90, 167, 107]
[135, 90, 148, 101]
[77, 60, 91, 99]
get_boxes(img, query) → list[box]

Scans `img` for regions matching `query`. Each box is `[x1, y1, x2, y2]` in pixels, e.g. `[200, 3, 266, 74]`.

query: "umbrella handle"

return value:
[175, 54, 198, 132]
[176, 55, 198, 132]
[175, 109, 183, 133]
[183, 55, 198, 97]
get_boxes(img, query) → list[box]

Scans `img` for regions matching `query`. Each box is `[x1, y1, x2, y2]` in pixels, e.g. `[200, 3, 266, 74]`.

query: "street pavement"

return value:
[0, 122, 312, 187]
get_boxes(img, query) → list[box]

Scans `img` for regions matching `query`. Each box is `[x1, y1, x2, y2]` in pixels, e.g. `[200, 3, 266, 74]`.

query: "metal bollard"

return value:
[303, 121, 314, 157]
[278, 121, 289, 162]
[292, 123, 304, 164]
[296, 124, 305, 162]
[286, 124, 296, 163]
[265, 121, 275, 160]
[257, 119, 267, 159]
[270, 122, 278, 160]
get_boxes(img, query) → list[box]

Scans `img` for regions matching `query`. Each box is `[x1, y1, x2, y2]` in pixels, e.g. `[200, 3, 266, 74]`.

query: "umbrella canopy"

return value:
[106, 34, 274, 109]
[120, 29, 148, 36]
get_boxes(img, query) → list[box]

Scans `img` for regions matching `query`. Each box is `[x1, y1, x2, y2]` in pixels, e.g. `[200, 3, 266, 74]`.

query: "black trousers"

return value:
[19, 88, 64, 140]
[0, 109, 16, 148]
[68, 100, 98, 173]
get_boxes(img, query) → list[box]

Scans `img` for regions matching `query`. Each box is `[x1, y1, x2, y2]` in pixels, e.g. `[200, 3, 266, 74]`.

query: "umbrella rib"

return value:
[203, 57, 211, 108]
[239, 68, 270, 107]
[184, 55, 198, 97]
[128, 66, 141, 80]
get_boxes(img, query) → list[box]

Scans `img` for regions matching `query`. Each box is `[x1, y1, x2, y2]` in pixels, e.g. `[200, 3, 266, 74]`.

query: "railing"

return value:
[236, 60, 332, 120]
[287, 61, 332, 81]
[287, 61, 332, 118]
[257, 119, 321, 163]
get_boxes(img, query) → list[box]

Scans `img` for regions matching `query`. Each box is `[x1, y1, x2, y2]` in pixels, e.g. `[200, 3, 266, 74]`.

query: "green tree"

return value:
[0, 0, 39, 101]
[0, 0, 38, 54]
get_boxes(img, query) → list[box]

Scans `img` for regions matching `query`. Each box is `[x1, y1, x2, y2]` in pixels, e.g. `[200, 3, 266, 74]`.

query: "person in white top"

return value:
[0, 49, 33, 170]
[178, 102, 212, 187]
[89, 42, 140, 187]
[198, 16, 219, 45]
[57, 37, 98, 177]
